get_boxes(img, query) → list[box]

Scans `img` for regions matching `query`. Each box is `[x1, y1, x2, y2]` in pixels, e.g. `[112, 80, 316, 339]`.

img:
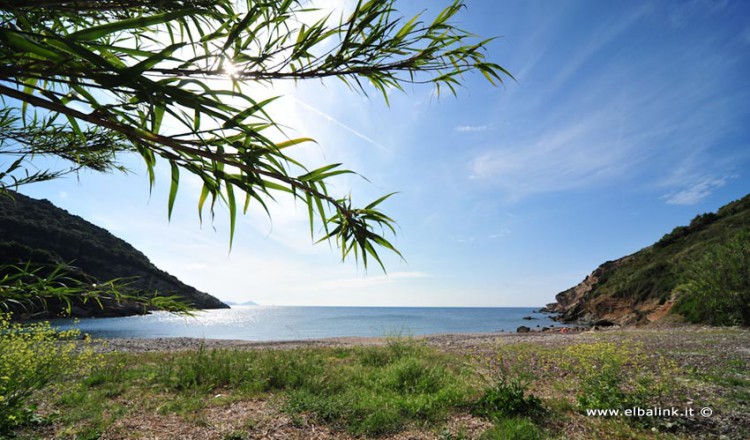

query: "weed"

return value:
[0, 313, 102, 432]
[480, 417, 544, 440]
[473, 378, 544, 421]
[559, 342, 677, 414]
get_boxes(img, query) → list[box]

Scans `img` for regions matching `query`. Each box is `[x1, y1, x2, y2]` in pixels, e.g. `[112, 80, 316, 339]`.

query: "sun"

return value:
[223, 61, 241, 79]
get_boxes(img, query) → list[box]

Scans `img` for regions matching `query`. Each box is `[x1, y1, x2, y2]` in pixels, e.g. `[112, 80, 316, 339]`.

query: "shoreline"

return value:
[91, 323, 726, 353]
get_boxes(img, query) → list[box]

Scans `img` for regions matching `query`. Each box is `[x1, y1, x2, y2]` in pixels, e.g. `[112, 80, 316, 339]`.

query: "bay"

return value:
[50, 306, 566, 341]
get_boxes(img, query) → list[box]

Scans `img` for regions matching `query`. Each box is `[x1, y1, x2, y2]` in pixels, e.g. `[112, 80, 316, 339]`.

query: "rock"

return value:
[541, 327, 550, 332]
[516, 326, 531, 333]
[522, 316, 535, 320]
[593, 319, 615, 327]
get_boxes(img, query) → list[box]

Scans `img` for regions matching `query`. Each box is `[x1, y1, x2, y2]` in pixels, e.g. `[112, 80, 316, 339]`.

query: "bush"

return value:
[674, 231, 750, 326]
[0, 313, 101, 432]
[473, 378, 543, 420]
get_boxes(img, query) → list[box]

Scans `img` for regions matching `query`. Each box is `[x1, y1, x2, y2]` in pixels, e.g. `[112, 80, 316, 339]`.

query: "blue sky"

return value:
[18, 0, 750, 307]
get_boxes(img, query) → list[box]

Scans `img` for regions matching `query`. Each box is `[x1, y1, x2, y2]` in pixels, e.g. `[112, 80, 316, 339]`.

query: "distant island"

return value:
[0, 192, 228, 318]
[223, 300, 258, 306]
[544, 193, 750, 327]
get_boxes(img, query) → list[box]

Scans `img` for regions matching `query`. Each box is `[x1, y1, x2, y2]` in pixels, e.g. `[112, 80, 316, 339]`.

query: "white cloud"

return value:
[467, 11, 748, 204]
[489, 229, 511, 239]
[292, 97, 390, 152]
[550, 4, 652, 90]
[467, 116, 638, 200]
[662, 176, 729, 205]
[454, 124, 488, 133]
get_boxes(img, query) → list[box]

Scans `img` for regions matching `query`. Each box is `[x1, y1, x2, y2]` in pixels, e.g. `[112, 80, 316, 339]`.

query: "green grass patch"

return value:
[13, 331, 743, 440]
[37, 339, 484, 438]
[480, 417, 544, 440]
[282, 340, 478, 436]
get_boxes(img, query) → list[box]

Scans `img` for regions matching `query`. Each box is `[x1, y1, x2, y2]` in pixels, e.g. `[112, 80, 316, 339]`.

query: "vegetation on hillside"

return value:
[0, 192, 221, 318]
[555, 193, 750, 326]
[674, 230, 750, 326]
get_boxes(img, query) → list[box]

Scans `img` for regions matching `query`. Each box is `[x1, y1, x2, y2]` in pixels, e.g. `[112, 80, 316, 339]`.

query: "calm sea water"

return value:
[50, 306, 565, 341]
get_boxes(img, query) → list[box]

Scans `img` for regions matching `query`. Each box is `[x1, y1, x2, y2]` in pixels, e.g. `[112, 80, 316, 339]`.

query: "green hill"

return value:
[545, 193, 750, 326]
[0, 192, 228, 318]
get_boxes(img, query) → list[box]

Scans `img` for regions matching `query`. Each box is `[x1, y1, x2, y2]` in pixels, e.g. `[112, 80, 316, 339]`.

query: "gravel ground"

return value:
[93, 328, 591, 353]
[74, 325, 750, 440]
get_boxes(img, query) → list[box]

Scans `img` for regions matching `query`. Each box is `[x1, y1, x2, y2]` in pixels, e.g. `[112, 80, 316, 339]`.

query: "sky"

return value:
[16, 0, 750, 307]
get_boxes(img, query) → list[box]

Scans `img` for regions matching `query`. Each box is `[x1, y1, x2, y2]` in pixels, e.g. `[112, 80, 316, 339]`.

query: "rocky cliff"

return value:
[0, 192, 228, 317]
[543, 193, 750, 326]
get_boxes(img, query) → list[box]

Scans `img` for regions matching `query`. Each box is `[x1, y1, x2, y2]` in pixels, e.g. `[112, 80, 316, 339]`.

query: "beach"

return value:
[15, 325, 749, 439]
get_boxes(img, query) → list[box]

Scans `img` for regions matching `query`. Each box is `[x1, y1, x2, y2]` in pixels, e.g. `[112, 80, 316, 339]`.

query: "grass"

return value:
[9, 330, 750, 439]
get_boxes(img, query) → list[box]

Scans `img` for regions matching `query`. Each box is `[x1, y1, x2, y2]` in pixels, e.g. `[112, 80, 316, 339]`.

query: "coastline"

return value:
[92, 323, 728, 353]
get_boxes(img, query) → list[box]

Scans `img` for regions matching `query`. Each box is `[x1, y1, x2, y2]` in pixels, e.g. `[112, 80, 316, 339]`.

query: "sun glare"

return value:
[223, 61, 240, 79]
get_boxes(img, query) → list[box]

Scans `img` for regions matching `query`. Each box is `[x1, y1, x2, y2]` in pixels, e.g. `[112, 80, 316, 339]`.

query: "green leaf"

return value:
[365, 192, 397, 210]
[167, 161, 180, 221]
[222, 96, 279, 129]
[226, 182, 237, 250]
[122, 43, 186, 79]
[299, 163, 349, 182]
[198, 183, 211, 224]
[275, 137, 315, 149]
[68, 10, 201, 41]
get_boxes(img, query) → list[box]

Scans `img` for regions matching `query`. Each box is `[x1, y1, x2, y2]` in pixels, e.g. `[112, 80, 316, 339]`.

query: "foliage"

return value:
[559, 342, 676, 412]
[0, 0, 511, 269]
[479, 418, 544, 440]
[280, 343, 474, 435]
[674, 231, 750, 326]
[1, 261, 192, 318]
[0, 312, 102, 432]
[84, 339, 479, 437]
[473, 378, 543, 421]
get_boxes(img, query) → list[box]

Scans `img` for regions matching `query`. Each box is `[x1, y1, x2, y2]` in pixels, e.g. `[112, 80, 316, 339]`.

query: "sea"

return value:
[49, 306, 567, 341]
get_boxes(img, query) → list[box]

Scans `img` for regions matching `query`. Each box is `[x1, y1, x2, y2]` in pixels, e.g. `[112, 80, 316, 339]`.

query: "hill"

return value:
[544, 193, 750, 326]
[0, 192, 228, 318]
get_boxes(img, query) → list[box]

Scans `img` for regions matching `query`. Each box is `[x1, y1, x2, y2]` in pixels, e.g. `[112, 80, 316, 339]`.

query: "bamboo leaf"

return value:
[168, 161, 180, 221]
[68, 10, 201, 41]
[226, 181, 237, 250]
[197, 183, 211, 224]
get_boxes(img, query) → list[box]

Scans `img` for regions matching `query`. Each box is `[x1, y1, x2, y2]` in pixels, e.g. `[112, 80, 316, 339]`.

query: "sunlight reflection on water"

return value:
[49, 306, 568, 341]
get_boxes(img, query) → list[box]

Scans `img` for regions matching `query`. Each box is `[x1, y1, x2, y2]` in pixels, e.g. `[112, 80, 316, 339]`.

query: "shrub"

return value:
[0, 313, 101, 432]
[473, 378, 544, 420]
[674, 231, 750, 326]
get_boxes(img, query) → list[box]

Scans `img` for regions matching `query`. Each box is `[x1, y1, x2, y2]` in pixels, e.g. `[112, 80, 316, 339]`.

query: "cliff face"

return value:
[544, 256, 633, 322]
[544, 193, 750, 326]
[0, 192, 228, 317]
